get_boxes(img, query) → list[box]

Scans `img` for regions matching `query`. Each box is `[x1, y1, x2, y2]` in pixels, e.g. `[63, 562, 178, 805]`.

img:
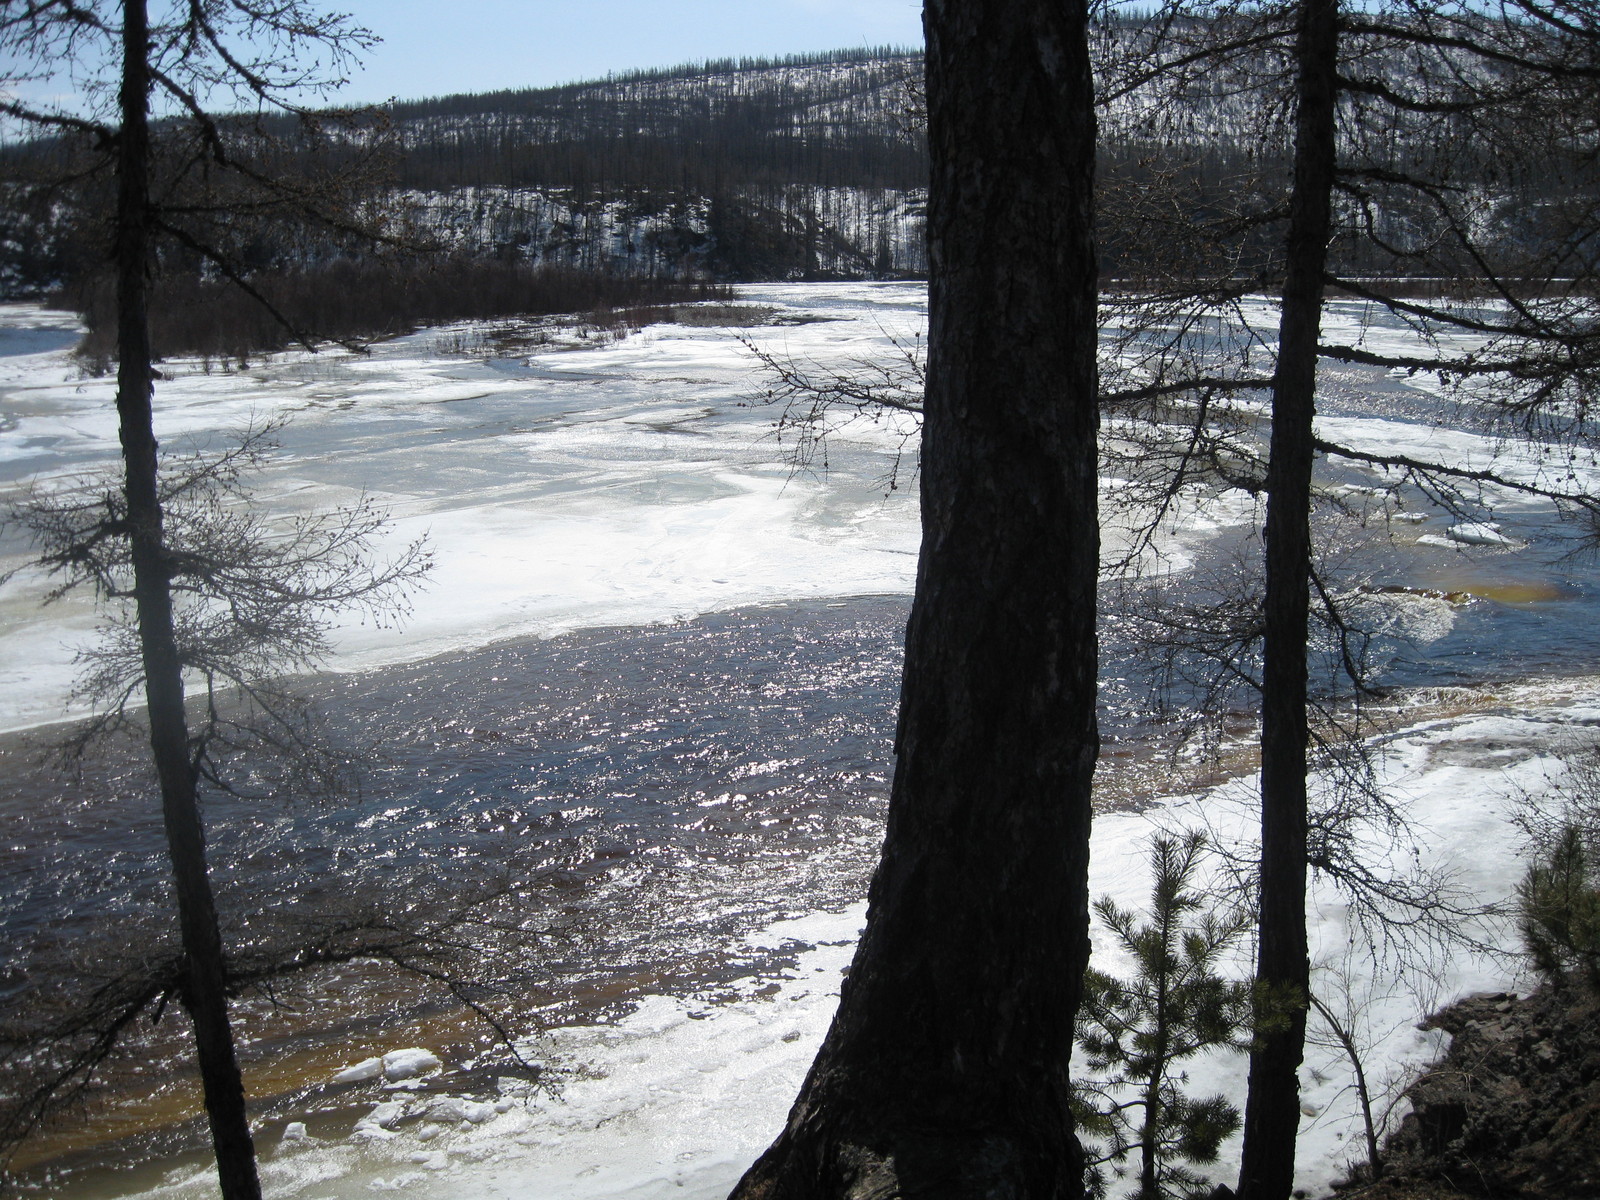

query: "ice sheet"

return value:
[0, 290, 929, 731]
[3, 288, 1581, 731]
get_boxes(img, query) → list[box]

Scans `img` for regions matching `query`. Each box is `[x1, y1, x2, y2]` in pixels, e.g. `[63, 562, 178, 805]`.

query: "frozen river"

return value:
[0, 285, 929, 732]
[4, 285, 1600, 1199]
[6, 284, 1600, 731]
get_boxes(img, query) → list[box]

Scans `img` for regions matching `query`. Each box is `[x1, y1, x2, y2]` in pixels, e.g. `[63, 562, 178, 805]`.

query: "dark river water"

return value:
[1, 596, 904, 965]
[5, 571, 1600, 1192]
[0, 598, 908, 1189]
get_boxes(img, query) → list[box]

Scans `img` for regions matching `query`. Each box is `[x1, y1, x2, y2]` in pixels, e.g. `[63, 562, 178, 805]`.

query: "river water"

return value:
[4, 287, 1600, 1196]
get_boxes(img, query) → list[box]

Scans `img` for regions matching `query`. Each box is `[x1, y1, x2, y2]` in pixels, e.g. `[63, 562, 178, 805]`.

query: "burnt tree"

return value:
[111, 6, 260, 1196]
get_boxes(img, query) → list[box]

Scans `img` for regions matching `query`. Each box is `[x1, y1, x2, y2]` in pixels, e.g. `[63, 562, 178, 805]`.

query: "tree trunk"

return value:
[116, 3, 262, 1197]
[727, 3, 1100, 1197]
[1140, 896, 1175, 1200]
[1236, 2, 1339, 1198]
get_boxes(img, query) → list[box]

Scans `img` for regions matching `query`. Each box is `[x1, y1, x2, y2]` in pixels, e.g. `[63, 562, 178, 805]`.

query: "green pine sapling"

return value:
[1513, 748, 1600, 991]
[1518, 823, 1600, 989]
[1075, 831, 1255, 1200]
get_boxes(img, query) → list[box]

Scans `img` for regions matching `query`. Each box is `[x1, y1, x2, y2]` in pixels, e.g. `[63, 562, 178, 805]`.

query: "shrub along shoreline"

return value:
[51, 257, 734, 369]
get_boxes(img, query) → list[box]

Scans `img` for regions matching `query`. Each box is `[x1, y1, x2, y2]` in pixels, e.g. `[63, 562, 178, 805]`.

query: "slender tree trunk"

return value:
[1139, 1069, 1162, 1200]
[1236, 2, 1339, 1198]
[727, 3, 1099, 1197]
[1306, 996, 1382, 1181]
[1140, 901, 1174, 1200]
[115, 2, 261, 1197]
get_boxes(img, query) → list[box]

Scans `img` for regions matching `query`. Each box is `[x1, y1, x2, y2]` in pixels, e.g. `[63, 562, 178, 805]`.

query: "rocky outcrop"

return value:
[1373, 988, 1600, 1198]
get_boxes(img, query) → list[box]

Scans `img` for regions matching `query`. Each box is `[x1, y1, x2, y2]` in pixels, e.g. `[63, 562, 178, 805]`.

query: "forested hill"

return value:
[377, 48, 930, 282]
[387, 49, 925, 193]
[0, 48, 931, 293]
[0, 35, 1573, 294]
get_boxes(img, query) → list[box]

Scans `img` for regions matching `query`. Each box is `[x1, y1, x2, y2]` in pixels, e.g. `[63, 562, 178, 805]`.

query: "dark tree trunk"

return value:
[1139, 902, 1175, 1200]
[727, 2, 1100, 1197]
[115, 2, 262, 1197]
[1236, 2, 1339, 1198]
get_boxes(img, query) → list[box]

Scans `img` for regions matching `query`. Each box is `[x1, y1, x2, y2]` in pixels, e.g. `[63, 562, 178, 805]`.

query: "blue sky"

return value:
[0, 0, 923, 124]
[331, 0, 923, 103]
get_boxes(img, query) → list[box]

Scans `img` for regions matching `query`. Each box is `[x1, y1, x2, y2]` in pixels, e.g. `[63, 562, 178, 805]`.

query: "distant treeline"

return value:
[384, 48, 926, 194]
[54, 259, 732, 366]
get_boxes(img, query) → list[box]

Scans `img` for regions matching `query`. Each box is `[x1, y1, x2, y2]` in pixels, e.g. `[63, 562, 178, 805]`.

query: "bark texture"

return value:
[727, 2, 1100, 1197]
[116, 2, 261, 1196]
[1236, 2, 1339, 1198]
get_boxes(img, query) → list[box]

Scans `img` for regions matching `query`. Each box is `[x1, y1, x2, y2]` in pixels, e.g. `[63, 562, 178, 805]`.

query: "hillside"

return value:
[1, 27, 1584, 296]
[361, 48, 927, 280]
[0, 48, 931, 295]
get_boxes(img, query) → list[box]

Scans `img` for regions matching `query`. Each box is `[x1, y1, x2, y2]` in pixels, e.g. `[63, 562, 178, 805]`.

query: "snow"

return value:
[353, 1102, 408, 1137]
[0, 291, 929, 732]
[3, 291, 1594, 1198]
[381, 1050, 443, 1082]
[405, 184, 928, 279]
[1422, 521, 1523, 549]
[330, 1057, 384, 1086]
